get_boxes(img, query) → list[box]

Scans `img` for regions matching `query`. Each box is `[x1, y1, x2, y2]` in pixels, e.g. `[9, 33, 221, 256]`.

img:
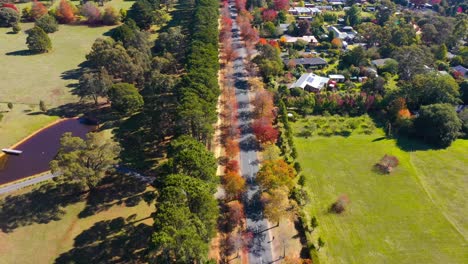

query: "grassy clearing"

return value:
[0, 103, 59, 147]
[295, 115, 376, 137]
[0, 175, 155, 264]
[0, 23, 116, 106]
[292, 119, 468, 264]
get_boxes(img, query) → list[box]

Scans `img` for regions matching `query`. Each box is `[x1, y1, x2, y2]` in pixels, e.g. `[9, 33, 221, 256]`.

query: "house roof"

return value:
[371, 58, 391, 67]
[291, 73, 330, 90]
[451, 65, 468, 77]
[284, 57, 328, 66]
[282, 35, 318, 43]
[329, 74, 345, 79]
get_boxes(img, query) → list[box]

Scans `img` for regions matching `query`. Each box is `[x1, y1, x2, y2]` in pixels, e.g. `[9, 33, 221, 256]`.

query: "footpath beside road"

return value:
[0, 166, 154, 195]
[0, 172, 57, 195]
[229, 2, 276, 263]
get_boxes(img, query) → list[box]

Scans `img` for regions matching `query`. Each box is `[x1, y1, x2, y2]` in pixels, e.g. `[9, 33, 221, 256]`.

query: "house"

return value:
[290, 73, 330, 92]
[365, 6, 376, 12]
[371, 58, 392, 68]
[288, 7, 321, 16]
[278, 23, 290, 34]
[282, 35, 318, 45]
[451, 65, 468, 78]
[328, 26, 347, 39]
[284, 57, 328, 68]
[328, 74, 346, 82]
[316, 5, 333, 11]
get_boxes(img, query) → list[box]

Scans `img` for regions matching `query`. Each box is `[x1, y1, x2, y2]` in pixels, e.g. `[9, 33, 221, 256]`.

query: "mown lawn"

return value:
[293, 119, 468, 264]
[0, 175, 155, 264]
[0, 0, 136, 147]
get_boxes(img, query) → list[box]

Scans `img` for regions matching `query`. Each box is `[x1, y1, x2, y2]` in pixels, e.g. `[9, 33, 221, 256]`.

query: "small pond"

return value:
[0, 118, 96, 185]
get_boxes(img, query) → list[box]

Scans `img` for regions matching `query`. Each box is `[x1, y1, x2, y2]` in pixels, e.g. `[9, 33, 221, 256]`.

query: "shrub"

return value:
[55, 0, 76, 24]
[102, 6, 120, 25]
[330, 194, 349, 214]
[0, 7, 20, 27]
[31, 1, 48, 20]
[26, 26, 52, 53]
[35, 14, 59, 33]
[294, 161, 301, 172]
[374, 155, 399, 174]
[12, 23, 20, 33]
[81, 1, 101, 24]
[7, 102, 13, 109]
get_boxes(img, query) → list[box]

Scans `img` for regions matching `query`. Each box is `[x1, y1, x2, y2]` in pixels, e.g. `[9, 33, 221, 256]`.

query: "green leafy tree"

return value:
[344, 5, 361, 26]
[152, 173, 218, 263]
[102, 6, 120, 25]
[434, 44, 447, 61]
[108, 83, 143, 115]
[77, 68, 113, 105]
[392, 45, 433, 80]
[414, 104, 462, 147]
[164, 135, 217, 184]
[35, 14, 59, 33]
[26, 26, 52, 53]
[403, 73, 460, 108]
[86, 38, 146, 84]
[0, 7, 19, 27]
[50, 132, 121, 190]
[310, 216, 318, 231]
[127, 0, 154, 30]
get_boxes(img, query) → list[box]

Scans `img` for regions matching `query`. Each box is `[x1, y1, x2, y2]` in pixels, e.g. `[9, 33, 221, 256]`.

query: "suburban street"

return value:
[229, 3, 275, 263]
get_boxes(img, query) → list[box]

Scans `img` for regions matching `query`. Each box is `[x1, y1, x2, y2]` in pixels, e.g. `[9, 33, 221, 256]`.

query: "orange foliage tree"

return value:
[55, 0, 75, 24]
[225, 159, 240, 173]
[225, 138, 240, 159]
[227, 200, 245, 228]
[256, 159, 296, 191]
[31, 0, 48, 20]
[252, 89, 274, 119]
[223, 171, 246, 200]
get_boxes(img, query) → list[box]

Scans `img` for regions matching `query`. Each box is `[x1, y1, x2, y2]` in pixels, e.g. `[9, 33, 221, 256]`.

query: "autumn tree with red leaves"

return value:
[262, 9, 277, 22]
[274, 0, 289, 11]
[31, 1, 47, 20]
[227, 200, 245, 228]
[252, 117, 279, 144]
[225, 159, 240, 173]
[225, 138, 240, 159]
[2, 3, 19, 12]
[55, 0, 75, 24]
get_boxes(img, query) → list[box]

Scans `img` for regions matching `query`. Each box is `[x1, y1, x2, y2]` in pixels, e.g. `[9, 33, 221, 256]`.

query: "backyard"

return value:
[293, 117, 468, 263]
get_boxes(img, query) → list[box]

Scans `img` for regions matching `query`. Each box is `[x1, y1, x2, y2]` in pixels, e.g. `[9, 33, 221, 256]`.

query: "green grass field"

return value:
[0, 0, 135, 147]
[0, 175, 154, 264]
[293, 119, 468, 263]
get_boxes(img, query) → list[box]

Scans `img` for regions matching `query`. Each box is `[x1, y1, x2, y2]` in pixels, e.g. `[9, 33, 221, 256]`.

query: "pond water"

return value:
[0, 118, 96, 185]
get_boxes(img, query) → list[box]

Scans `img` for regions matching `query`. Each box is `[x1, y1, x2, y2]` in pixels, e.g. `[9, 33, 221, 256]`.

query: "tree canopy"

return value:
[50, 132, 121, 190]
[414, 104, 462, 147]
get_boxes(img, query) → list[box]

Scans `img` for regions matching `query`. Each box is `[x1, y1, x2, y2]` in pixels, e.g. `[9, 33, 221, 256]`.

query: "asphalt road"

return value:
[229, 3, 275, 263]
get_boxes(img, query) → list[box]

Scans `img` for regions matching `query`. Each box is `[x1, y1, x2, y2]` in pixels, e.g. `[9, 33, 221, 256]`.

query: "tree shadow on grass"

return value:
[113, 113, 163, 171]
[54, 217, 152, 264]
[78, 174, 154, 218]
[0, 182, 84, 233]
[394, 135, 440, 152]
[5, 50, 34, 56]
